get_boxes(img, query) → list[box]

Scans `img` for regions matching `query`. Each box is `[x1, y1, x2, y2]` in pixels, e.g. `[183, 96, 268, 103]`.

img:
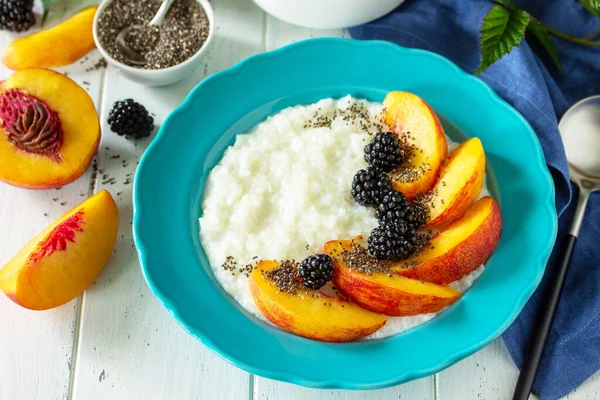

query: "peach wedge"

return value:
[326, 240, 461, 316]
[0, 68, 100, 189]
[3, 7, 97, 70]
[249, 261, 386, 342]
[384, 91, 448, 199]
[424, 137, 486, 231]
[396, 197, 502, 284]
[0, 191, 118, 310]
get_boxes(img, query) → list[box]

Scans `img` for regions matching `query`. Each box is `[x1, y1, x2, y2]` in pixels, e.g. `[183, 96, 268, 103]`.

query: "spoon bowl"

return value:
[115, 26, 147, 66]
[115, 0, 176, 66]
[560, 95, 600, 190]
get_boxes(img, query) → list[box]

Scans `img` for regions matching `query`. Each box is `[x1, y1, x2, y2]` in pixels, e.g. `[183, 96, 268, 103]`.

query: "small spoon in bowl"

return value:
[512, 95, 600, 399]
[115, 0, 176, 66]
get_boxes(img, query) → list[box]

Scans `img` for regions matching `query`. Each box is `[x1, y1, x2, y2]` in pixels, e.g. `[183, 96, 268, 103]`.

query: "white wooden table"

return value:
[1, 1, 599, 399]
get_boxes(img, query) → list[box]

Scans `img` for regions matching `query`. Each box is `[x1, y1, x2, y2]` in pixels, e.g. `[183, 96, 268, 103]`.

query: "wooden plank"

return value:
[71, 0, 265, 398]
[264, 13, 345, 50]
[254, 379, 433, 400]
[0, 6, 105, 397]
[265, 14, 312, 49]
[436, 338, 528, 400]
[566, 370, 600, 399]
[439, 338, 600, 400]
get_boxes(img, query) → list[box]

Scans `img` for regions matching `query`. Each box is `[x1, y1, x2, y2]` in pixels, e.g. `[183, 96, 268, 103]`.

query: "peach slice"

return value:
[424, 137, 486, 231]
[396, 197, 502, 284]
[3, 7, 97, 70]
[0, 190, 118, 310]
[0, 68, 100, 189]
[249, 261, 387, 342]
[326, 240, 461, 316]
[384, 91, 448, 199]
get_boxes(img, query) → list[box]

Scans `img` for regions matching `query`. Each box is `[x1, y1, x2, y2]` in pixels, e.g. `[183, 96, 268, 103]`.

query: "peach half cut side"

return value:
[249, 260, 387, 342]
[326, 240, 461, 316]
[0, 190, 118, 310]
[396, 197, 502, 285]
[384, 91, 448, 200]
[0, 68, 100, 189]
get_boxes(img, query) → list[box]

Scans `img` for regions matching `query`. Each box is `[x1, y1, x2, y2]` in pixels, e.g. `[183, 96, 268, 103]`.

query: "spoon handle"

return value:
[512, 187, 591, 400]
[149, 0, 177, 26]
[512, 234, 576, 400]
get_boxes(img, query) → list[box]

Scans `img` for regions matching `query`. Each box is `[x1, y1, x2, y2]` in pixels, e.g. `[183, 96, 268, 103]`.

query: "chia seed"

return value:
[387, 131, 439, 185]
[331, 237, 431, 276]
[337, 241, 395, 275]
[262, 260, 311, 296]
[303, 101, 387, 133]
[221, 256, 258, 278]
[97, 0, 210, 70]
[85, 58, 108, 73]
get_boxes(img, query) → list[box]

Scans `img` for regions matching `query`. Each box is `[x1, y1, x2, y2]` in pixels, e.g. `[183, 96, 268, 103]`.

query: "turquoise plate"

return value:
[133, 38, 557, 389]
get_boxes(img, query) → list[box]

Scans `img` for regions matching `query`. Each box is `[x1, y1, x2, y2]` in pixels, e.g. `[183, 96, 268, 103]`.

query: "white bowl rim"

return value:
[92, 0, 215, 76]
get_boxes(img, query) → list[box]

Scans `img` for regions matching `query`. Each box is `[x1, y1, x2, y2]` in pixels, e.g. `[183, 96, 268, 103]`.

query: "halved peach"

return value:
[3, 7, 97, 70]
[249, 261, 387, 342]
[424, 137, 485, 230]
[384, 91, 448, 199]
[326, 240, 461, 316]
[0, 68, 100, 189]
[0, 190, 118, 310]
[396, 197, 502, 284]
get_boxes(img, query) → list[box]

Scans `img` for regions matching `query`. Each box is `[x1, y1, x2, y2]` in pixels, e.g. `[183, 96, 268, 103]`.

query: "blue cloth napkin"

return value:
[349, 1, 600, 399]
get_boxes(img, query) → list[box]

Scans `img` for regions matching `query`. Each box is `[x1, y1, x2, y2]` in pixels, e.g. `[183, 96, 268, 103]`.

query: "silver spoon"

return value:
[115, 0, 176, 66]
[513, 95, 600, 399]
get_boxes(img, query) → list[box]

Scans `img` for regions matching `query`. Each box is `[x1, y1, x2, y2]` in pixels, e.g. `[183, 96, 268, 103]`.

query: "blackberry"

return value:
[0, 0, 34, 32]
[108, 99, 154, 139]
[298, 254, 334, 290]
[367, 221, 417, 261]
[375, 191, 428, 231]
[364, 132, 404, 172]
[351, 167, 392, 207]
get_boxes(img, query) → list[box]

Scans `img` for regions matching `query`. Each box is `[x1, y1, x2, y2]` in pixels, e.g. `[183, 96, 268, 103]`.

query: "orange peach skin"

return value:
[396, 197, 502, 284]
[0, 68, 100, 189]
[384, 91, 448, 199]
[424, 137, 486, 231]
[0, 191, 118, 310]
[3, 7, 97, 70]
[326, 240, 461, 316]
[249, 261, 386, 342]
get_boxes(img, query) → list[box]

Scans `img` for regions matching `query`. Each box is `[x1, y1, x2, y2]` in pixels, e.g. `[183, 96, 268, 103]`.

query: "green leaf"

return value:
[476, 5, 530, 75]
[41, 0, 54, 25]
[579, 0, 600, 18]
[492, 0, 526, 11]
[40, 0, 96, 26]
[527, 18, 563, 72]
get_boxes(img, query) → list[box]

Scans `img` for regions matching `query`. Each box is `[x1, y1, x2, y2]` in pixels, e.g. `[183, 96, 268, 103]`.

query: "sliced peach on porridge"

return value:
[383, 91, 448, 200]
[249, 260, 387, 342]
[395, 197, 502, 285]
[422, 137, 486, 231]
[325, 240, 461, 316]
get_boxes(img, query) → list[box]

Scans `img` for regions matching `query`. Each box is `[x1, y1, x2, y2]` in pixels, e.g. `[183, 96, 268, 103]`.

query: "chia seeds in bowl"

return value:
[96, 0, 210, 70]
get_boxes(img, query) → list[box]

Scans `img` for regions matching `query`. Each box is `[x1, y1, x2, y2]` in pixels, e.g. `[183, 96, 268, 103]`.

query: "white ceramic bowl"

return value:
[253, 0, 405, 29]
[93, 0, 214, 87]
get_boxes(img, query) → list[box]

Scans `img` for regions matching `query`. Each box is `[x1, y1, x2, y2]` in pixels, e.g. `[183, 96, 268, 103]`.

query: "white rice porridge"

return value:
[199, 96, 488, 339]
